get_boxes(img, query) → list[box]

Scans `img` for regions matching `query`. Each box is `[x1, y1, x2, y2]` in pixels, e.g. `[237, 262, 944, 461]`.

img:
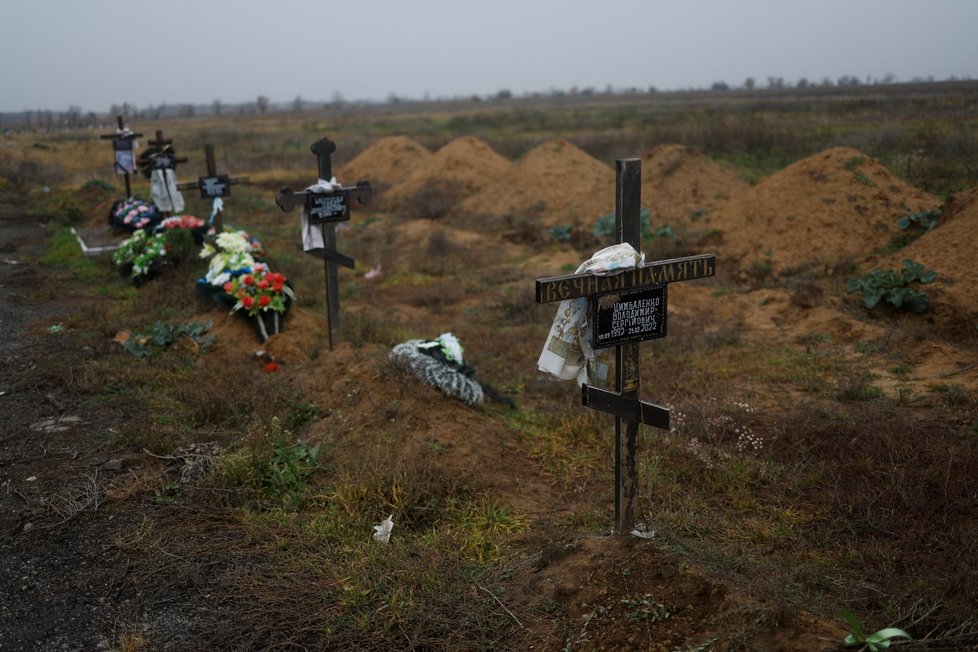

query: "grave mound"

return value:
[338, 135, 432, 195]
[712, 147, 939, 272]
[384, 136, 514, 215]
[462, 139, 615, 229]
[884, 186, 978, 329]
[640, 144, 748, 229]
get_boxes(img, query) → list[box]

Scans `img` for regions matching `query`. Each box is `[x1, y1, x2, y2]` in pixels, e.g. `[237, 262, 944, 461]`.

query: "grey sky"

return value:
[2, 0, 976, 113]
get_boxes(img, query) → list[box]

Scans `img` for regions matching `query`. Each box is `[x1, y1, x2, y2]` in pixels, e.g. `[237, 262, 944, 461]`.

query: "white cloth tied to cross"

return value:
[537, 243, 645, 387]
[150, 168, 185, 212]
[301, 177, 341, 251]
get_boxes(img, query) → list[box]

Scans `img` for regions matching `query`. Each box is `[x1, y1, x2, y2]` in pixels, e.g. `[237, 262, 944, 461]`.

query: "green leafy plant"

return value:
[847, 259, 937, 312]
[121, 320, 215, 356]
[842, 610, 911, 651]
[887, 209, 940, 251]
[549, 224, 573, 242]
[897, 209, 939, 232]
[593, 207, 674, 241]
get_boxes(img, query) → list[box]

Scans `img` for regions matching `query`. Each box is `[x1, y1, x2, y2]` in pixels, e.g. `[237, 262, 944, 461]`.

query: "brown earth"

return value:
[883, 186, 978, 332]
[641, 143, 750, 230]
[3, 138, 977, 650]
[710, 147, 940, 273]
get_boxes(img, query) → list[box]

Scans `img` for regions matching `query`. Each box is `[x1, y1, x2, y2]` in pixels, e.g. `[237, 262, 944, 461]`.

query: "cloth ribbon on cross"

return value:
[537, 243, 645, 387]
[150, 168, 186, 212]
[301, 177, 342, 251]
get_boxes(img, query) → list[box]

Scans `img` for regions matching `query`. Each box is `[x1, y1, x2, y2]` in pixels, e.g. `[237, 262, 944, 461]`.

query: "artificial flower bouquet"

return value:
[222, 264, 295, 341]
[113, 215, 206, 283]
[108, 197, 163, 231]
[195, 229, 292, 342]
[157, 214, 210, 244]
[112, 229, 171, 282]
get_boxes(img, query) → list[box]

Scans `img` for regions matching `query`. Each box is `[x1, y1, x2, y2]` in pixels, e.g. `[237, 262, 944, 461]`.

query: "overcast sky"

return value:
[2, 0, 976, 113]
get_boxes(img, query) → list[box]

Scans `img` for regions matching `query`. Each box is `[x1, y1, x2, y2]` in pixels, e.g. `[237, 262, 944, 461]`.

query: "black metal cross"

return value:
[99, 115, 143, 199]
[136, 129, 188, 173]
[275, 137, 372, 350]
[535, 159, 716, 533]
[175, 144, 249, 232]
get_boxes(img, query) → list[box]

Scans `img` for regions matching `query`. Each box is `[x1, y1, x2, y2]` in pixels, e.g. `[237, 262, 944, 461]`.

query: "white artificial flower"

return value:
[437, 333, 464, 364]
[372, 514, 394, 544]
[199, 243, 215, 259]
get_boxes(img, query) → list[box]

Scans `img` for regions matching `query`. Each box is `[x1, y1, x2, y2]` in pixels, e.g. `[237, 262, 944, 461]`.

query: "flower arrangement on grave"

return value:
[222, 264, 295, 341]
[108, 197, 163, 231]
[156, 214, 209, 244]
[195, 229, 291, 341]
[389, 333, 484, 406]
[112, 229, 171, 281]
[197, 229, 266, 288]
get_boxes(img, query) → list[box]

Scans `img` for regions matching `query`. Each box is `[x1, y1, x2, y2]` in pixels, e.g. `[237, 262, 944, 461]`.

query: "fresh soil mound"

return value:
[462, 139, 615, 230]
[640, 144, 748, 229]
[338, 135, 432, 190]
[384, 136, 514, 215]
[712, 147, 939, 273]
[884, 186, 978, 329]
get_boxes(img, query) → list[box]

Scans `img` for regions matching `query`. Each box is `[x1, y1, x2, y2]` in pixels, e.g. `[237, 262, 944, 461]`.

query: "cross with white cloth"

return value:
[275, 137, 373, 349]
[536, 159, 716, 533]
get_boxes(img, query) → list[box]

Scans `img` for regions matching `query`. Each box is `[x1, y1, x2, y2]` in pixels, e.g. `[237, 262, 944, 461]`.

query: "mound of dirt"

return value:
[712, 147, 939, 272]
[338, 135, 432, 190]
[462, 139, 615, 229]
[512, 535, 846, 650]
[640, 144, 748, 229]
[884, 186, 978, 329]
[384, 136, 514, 214]
[206, 306, 326, 366]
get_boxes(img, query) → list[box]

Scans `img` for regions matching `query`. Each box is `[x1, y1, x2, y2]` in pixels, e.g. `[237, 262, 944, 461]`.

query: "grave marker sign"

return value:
[275, 137, 372, 350]
[175, 144, 249, 231]
[99, 115, 143, 198]
[536, 159, 716, 533]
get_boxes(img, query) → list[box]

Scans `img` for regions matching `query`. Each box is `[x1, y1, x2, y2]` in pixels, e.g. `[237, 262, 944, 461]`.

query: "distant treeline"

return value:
[2, 76, 975, 132]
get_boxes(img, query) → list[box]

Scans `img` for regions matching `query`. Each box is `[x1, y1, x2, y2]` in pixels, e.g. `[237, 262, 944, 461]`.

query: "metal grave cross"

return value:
[275, 137, 373, 350]
[99, 115, 143, 198]
[535, 159, 716, 533]
[137, 129, 188, 174]
[175, 144, 250, 232]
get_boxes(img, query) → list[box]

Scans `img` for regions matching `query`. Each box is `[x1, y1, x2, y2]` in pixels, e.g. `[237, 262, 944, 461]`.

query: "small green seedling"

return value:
[842, 610, 911, 651]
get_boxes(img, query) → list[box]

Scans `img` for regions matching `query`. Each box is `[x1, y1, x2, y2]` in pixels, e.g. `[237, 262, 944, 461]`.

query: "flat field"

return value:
[2, 82, 977, 650]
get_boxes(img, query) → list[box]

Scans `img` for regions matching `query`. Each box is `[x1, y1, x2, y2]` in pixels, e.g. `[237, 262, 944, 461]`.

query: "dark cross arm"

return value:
[582, 384, 670, 431]
[305, 247, 355, 269]
[275, 180, 373, 213]
[536, 253, 716, 304]
[175, 175, 249, 190]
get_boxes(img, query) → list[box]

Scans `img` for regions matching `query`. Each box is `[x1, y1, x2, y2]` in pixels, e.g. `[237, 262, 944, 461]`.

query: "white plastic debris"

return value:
[373, 514, 394, 544]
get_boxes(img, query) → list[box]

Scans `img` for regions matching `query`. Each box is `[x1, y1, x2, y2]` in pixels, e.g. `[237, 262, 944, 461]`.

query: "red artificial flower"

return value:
[259, 295, 270, 307]
[273, 282, 284, 293]
[242, 296, 254, 309]
[263, 361, 279, 373]
[257, 279, 270, 289]
[223, 282, 233, 293]
[243, 275, 254, 286]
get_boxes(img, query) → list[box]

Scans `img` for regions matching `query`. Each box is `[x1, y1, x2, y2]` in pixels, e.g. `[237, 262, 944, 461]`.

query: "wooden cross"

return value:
[535, 159, 716, 533]
[175, 144, 249, 232]
[275, 137, 373, 350]
[99, 115, 143, 199]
